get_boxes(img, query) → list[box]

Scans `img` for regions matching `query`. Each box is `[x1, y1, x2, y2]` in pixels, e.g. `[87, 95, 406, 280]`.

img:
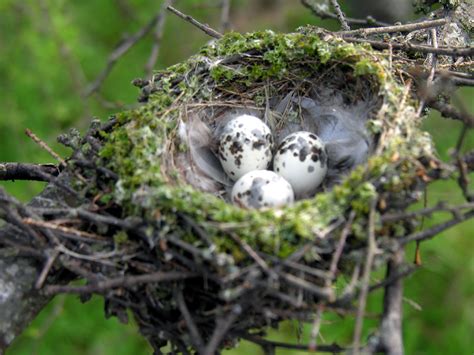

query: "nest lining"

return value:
[46, 30, 442, 352]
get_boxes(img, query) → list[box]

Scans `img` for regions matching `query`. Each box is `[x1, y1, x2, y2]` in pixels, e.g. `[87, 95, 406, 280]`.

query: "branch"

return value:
[377, 250, 404, 355]
[85, 12, 162, 96]
[242, 333, 346, 353]
[144, 0, 174, 78]
[25, 128, 65, 166]
[340, 18, 447, 36]
[167, 5, 223, 39]
[43, 271, 199, 295]
[220, 0, 232, 33]
[0, 173, 78, 350]
[203, 305, 241, 355]
[352, 200, 378, 354]
[427, 100, 474, 126]
[344, 38, 474, 56]
[0, 163, 59, 182]
[329, 0, 350, 31]
[400, 209, 474, 245]
[300, 0, 390, 27]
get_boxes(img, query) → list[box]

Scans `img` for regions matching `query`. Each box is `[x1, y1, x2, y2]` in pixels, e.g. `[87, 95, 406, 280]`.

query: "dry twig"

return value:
[340, 18, 447, 36]
[300, 0, 390, 27]
[0, 163, 59, 182]
[167, 5, 223, 39]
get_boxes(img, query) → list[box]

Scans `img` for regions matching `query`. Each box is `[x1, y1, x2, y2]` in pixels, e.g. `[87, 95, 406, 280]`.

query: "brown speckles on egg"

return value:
[231, 170, 294, 209]
[273, 131, 328, 196]
[218, 115, 274, 180]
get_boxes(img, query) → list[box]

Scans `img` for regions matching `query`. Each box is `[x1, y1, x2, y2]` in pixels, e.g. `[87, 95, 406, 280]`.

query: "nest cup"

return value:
[85, 29, 436, 352]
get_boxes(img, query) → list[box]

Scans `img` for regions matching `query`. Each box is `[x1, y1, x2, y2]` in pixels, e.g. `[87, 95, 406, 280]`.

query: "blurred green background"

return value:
[1, 0, 472, 354]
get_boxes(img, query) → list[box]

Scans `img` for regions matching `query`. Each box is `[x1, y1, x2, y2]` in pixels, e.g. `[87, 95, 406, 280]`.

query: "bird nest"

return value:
[8, 29, 446, 353]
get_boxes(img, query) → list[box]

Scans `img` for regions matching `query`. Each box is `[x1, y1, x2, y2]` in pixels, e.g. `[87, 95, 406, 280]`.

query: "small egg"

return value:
[273, 131, 328, 197]
[218, 115, 274, 181]
[231, 170, 294, 209]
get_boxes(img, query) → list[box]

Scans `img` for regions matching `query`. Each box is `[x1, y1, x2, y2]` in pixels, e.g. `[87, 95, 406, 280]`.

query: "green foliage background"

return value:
[1, 1, 472, 354]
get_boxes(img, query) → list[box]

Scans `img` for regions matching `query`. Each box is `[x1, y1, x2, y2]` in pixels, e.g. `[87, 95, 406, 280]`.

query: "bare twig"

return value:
[24, 129, 65, 166]
[145, 0, 174, 78]
[417, 28, 439, 116]
[340, 18, 447, 36]
[400, 209, 474, 245]
[0, 163, 59, 182]
[344, 38, 474, 57]
[203, 305, 241, 355]
[22, 218, 111, 243]
[353, 200, 378, 354]
[328, 211, 356, 280]
[377, 250, 405, 355]
[300, 0, 390, 27]
[35, 249, 60, 289]
[85, 13, 162, 96]
[382, 201, 474, 222]
[43, 271, 199, 295]
[308, 305, 324, 351]
[176, 289, 205, 353]
[220, 0, 231, 33]
[167, 5, 223, 39]
[427, 100, 474, 126]
[329, 0, 350, 30]
[230, 232, 275, 277]
[242, 333, 346, 353]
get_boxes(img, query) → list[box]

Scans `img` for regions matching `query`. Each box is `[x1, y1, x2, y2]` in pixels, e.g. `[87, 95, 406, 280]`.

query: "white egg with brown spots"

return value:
[273, 131, 327, 197]
[218, 115, 274, 181]
[231, 170, 294, 209]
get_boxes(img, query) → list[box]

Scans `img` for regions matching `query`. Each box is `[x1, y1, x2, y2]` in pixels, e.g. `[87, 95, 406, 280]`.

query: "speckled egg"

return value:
[273, 131, 328, 197]
[231, 170, 294, 209]
[218, 115, 274, 181]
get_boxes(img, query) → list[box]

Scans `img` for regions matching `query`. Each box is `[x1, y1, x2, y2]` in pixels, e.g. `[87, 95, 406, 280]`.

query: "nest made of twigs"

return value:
[27, 29, 446, 353]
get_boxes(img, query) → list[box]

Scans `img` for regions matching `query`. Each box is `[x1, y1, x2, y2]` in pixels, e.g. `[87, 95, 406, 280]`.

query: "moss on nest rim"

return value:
[98, 29, 435, 260]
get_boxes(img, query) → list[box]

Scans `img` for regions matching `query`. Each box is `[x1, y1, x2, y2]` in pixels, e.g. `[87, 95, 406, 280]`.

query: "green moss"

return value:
[97, 29, 434, 263]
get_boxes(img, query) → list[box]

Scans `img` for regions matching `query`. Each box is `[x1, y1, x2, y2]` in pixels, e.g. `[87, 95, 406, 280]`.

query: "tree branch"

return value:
[167, 5, 223, 39]
[377, 250, 404, 355]
[0, 163, 59, 182]
[340, 18, 446, 36]
[344, 38, 474, 57]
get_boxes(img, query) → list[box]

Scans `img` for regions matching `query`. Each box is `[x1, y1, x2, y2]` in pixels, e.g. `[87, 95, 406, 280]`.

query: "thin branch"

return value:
[329, 0, 350, 30]
[417, 28, 439, 116]
[167, 5, 223, 39]
[145, 0, 174, 78]
[24, 129, 65, 166]
[43, 271, 199, 295]
[463, 149, 474, 171]
[427, 100, 474, 126]
[328, 211, 356, 280]
[382, 201, 474, 222]
[0, 163, 59, 182]
[203, 305, 241, 355]
[400, 209, 474, 246]
[85, 12, 162, 96]
[176, 289, 205, 353]
[300, 0, 390, 27]
[22, 218, 111, 243]
[340, 18, 447, 36]
[220, 0, 231, 33]
[352, 200, 378, 354]
[242, 333, 346, 353]
[369, 264, 418, 293]
[35, 249, 60, 289]
[344, 38, 474, 57]
[377, 250, 404, 355]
